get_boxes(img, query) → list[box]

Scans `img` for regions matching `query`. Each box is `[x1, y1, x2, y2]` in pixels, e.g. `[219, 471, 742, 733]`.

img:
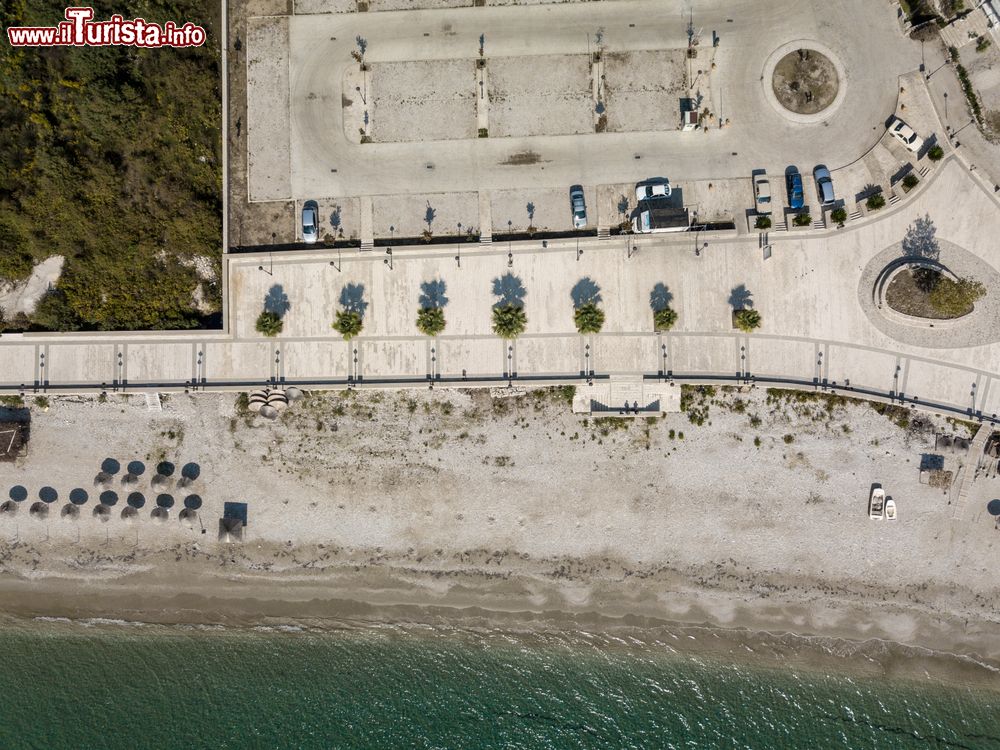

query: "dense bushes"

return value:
[0, 0, 221, 330]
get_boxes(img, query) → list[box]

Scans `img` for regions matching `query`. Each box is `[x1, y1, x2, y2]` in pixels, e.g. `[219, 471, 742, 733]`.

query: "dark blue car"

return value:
[786, 170, 804, 210]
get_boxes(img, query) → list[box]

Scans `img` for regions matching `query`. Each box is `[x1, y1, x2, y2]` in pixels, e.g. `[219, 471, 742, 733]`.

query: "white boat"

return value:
[885, 499, 897, 520]
[869, 488, 885, 519]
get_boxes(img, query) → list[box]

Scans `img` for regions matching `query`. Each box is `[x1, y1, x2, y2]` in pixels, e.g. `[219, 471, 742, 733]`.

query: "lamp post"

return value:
[384, 247, 393, 270]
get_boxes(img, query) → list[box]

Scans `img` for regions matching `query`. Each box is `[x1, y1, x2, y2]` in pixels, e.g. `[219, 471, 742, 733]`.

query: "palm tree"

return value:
[733, 309, 762, 332]
[653, 307, 678, 331]
[573, 302, 605, 334]
[333, 309, 363, 340]
[255, 310, 283, 337]
[492, 305, 527, 339]
[416, 307, 446, 336]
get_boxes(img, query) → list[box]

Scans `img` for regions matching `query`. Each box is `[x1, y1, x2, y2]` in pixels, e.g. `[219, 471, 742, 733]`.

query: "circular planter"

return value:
[762, 41, 847, 124]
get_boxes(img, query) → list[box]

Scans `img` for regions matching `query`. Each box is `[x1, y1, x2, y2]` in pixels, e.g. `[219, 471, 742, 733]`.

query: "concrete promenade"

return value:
[1, 159, 999, 425]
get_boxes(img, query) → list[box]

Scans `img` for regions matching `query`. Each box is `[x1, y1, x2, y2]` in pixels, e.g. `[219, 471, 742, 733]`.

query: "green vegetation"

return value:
[926, 145, 944, 162]
[492, 305, 527, 339]
[830, 207, 847, 226]
[754, 215, 771, 230]
[733, 309, 762, 332]
[333, 310, 364, 340]
[255, 311, 283, 337]
[573, 303, 605, 334]
[902, 173, 920, 190]
[653, 307, 678, 332]
[680, 385, 714, 426]
[793, 213, 812, 227]
[866, 193, 886, 211]
[976, 36, 991, 53]
[929, 276, 985, 317]
[416, 307, 446, 336]
[0, 0, 221, 331]
[782, 434, 794, 444]
[956, 61, 983, 125]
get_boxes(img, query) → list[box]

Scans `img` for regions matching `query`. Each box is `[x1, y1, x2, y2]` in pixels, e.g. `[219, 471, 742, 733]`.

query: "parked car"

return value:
[302, 200, 319, 243]
[752, 170, 771, 215]
[570, 185, 587, 229]
[635, 179, 671, 201]
[887, 116, 924, 153]
[813, 165, 835, 206]
[785, 169, 804, 210]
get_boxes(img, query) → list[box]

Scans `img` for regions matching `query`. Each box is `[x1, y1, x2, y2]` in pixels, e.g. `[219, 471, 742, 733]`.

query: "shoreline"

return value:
[1, 565, 998, 693]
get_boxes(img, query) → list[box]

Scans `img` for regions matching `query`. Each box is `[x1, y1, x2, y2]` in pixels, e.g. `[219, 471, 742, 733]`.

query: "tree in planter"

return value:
[333, 310, 363, 340]
[793, 213, 812, 227]
[255, 310, 283, 337]
[733, 308, 762, 332]
[929, 277, 986, 317]
[492, 305, 527, 339]
[416, 307, 445, 336]
[754, 215, 771, 230]
[866, 193, 886, 211]
[830, 207, 847, 227]
[927, 144, 944, 161]
[574, 303, 605, 334]
[653, 307, 678, 331]
[902, 173, 920, 191]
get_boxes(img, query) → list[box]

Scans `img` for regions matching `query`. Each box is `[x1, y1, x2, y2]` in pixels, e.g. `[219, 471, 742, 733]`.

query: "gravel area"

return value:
[490, 188, 584, 233]
[370, 60, 477, 143]
[859, 234, 1000, 348]
[372, 191, 480, 239]
[246, 16, 292, 202]
[603, 50, 690, 133]
[488, 54, 592, 137]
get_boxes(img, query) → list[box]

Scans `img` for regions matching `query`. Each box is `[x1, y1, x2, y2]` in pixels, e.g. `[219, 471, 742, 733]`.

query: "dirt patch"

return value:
[772, 49, 839, 115]
[500, 151, 543, 166]
[885, 268, 970, 320]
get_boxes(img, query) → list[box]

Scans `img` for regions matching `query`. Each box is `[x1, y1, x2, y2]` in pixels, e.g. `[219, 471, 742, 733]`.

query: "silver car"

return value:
[302, 200, 319, 244]
[570, 185, 587, 229]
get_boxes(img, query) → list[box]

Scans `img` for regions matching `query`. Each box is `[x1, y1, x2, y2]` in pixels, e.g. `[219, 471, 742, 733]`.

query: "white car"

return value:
[887, 116, 924, 153]
[635, 180, 671, 201]
[752, 170, 771, 215]
[302, 201, 319, 243]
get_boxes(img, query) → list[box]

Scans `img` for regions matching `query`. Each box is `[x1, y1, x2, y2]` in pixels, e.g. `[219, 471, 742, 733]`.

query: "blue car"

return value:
[786, 170, 804, 210]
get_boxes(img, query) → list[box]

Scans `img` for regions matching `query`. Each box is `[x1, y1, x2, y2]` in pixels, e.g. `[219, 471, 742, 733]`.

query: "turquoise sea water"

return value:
[0, 622, 998, 750]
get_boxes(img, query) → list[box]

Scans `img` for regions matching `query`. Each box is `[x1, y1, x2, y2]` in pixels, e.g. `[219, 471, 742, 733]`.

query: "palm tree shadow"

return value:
[419, 279, 448, 309]
[340, 283, 368, 317]
[263, 284, 291, 317]
[492, 273, 526, 309]
[650, 283, 673, 312]
[571, 277, 602, 309]
[728, 285, 753, 310]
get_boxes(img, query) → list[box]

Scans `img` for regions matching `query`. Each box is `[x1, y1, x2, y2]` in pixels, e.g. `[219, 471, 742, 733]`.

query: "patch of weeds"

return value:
[782, 434, 795, 444]
[748, 414, 762, 428]
[34, 396, 50, 409]
[0, 395, 25, 407]
[494, 456, 513, 467]
[869, 402, 911, 429]
[753, 436, 762, 448]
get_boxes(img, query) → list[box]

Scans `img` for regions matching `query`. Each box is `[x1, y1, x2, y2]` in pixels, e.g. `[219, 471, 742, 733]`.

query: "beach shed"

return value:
[218, 501, 248, 543]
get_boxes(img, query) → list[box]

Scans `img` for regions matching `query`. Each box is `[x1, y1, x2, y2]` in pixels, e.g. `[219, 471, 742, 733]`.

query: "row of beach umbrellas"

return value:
[248, 387, 303, 420]
[3, 485, 202, 522]
[94, 459, 201, 488]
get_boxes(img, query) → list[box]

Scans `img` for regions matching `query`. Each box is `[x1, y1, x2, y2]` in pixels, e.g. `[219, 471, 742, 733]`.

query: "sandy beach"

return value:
[1, 386, 999, 683]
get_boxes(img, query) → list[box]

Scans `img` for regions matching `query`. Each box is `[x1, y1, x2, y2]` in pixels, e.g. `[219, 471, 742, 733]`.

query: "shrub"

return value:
[929, 277, 985, 316]
[782, 434, 794, 444]
[830, 207, 847, 225]
[255, 311, 283, 337]
[573, 303, 605, 334]
[754, 215, 771, 230]
[492, 305, 527, 339]
[927, 145, 944, 161]
[976, 36, 991, 53]
[956, 64, 983, 124]
[733, 309, 762, 332]
[416, 307, 446, 336]
[333, 310, 364, 340]
[653, 307, 678, 332]
[866, 193, 886, 211]
[478, 128, 489, 138]
[902, 173, 920, 190]
[793, 213, 812, 227]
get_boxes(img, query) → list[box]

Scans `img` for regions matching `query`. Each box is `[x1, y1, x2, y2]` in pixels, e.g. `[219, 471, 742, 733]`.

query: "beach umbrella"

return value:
[39, 487, 58, 503]
[156, 462, 175, 477]
[156, 494, 175, 509]
[29, 501, 48, 518]
[183, 495, 202, 510]
[69, 488, 88, 505]
[99, 490, 119, 507]
[151, 507, 169, 522]
[285, 387, 304, 402]
[247, 399, 264, 414]
[9, 486, 28, 503]
[126, 461, 145, 477]
[267, 394, 288, 412]
[61, 504, 79, 519]
[127, 492, 146, 509]
[100, 458, 121, 475]
[180, 463, 201, 482]
[93, 505, 110, 521]
[259, 404, 279, 420]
